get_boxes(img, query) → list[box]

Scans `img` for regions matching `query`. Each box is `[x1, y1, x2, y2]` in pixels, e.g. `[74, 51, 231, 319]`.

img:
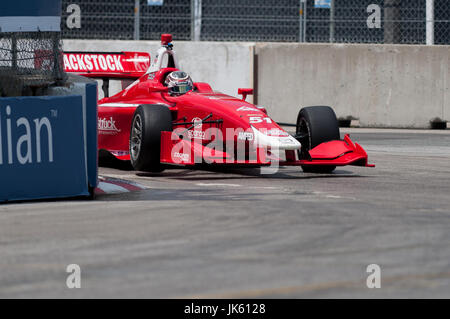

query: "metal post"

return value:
[134, 0, 140, 41]
[191, 0, 202, 41]
[299, 0, 307, 42]
[426, 0, 434, 45]
[384, 0, 401, 43]
[330, 0, 335, 43]
[303, 0, 307, 42]
[299, 0, 303, 42]
[11, 34, 17, 69]
[52, 32, 62, 82]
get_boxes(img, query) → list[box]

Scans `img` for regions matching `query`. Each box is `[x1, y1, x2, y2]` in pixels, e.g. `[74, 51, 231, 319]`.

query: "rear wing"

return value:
[63, 51, 151, 79]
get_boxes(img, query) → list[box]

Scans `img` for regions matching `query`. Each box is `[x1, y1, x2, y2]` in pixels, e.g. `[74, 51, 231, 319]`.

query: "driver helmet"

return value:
[164, 71, 194, 96]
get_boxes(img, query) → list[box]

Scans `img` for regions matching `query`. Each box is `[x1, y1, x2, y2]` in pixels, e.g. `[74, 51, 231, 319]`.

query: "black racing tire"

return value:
[296, 106, 340, 174]
[130, 104, 173, 172]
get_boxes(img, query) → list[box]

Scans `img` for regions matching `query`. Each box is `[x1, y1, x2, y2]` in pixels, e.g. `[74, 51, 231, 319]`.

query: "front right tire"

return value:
[296, 106, 341, 173]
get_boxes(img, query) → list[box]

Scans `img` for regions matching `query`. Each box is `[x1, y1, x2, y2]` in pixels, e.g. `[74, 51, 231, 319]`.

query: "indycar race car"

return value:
[64, 34, 374, 173]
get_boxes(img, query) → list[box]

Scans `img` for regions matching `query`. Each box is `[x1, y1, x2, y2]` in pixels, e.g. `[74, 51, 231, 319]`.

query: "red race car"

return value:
[65, 34, 374, 173]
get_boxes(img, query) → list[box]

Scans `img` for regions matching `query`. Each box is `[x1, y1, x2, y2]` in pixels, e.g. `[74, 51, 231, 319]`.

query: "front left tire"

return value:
[130, 104, 173, 172]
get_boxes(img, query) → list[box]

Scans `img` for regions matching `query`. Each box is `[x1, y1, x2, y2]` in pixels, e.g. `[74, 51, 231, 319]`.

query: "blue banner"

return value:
[148, 0, 164, 6]
[315, 0, 331, 9]
[0, 96, 89, 202]
[0, 0, 62, 32]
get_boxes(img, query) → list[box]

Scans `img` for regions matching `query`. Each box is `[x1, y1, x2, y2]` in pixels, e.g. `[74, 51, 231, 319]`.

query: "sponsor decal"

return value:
[185, 118, 205, 140]
[98, 117, 121, 134]
[197, 94, 229, 100]
[237, 106, 257, 112]
[173, 152, 190, 162]
[0, 105, 54, 165]
[238, 132, 254, 141]
[265, 129, 289, 137]
[188, 130, 206, 140]
[64, 53, 125, 73]
[192, 117, 202, 128]
[277, 136, 298, 145]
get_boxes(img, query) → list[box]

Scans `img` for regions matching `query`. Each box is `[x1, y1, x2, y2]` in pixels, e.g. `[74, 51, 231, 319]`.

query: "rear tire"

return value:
[130, 105, 173, 172]
[296, 106, 340, 174]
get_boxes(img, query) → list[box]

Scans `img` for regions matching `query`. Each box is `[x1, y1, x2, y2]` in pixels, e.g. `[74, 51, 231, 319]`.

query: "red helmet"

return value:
[164, 71, 193, 95]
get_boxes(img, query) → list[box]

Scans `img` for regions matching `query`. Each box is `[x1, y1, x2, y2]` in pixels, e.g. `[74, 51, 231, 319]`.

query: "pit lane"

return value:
[1, 128, 449, 298]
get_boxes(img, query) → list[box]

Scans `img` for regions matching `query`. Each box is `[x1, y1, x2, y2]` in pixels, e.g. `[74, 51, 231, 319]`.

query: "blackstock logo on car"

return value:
[0, 105, 54, 166]
[98, 117, 121, 133]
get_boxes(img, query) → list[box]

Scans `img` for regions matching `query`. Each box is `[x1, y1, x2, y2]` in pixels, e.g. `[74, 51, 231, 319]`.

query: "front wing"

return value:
[160, 132, 374, 168]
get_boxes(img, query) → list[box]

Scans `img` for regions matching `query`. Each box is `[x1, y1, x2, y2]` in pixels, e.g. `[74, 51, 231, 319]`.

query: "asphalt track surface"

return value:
[1, 128, 449, 298]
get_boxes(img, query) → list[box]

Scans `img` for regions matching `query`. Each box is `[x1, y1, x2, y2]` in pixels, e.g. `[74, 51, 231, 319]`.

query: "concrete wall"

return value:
[63, 40, 255, 103]
[256, 43, 449, 128]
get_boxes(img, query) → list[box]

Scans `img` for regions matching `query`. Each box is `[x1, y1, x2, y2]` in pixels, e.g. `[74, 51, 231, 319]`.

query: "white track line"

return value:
[196, 183, 242, 187]
[97, 182, 130, 194]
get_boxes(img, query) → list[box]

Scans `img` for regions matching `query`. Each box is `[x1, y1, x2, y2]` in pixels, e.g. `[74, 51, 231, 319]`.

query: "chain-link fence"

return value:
[61, 0, 191, 40]
[61, 0, 449, 45]
[0, 32, 65, 97]
[303, 0, 449, 44]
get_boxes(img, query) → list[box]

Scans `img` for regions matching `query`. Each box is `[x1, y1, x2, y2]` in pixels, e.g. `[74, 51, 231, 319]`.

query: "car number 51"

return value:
[249, 116, 272, 124]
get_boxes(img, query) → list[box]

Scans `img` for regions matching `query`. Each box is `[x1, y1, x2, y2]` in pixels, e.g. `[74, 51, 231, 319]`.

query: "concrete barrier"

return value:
[0, 76, 98, 203]
[256, 43, 449, 128]
[63, 39, 449, 128]
[63, 40, 255, 103]
[45, 75, 98, 193]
